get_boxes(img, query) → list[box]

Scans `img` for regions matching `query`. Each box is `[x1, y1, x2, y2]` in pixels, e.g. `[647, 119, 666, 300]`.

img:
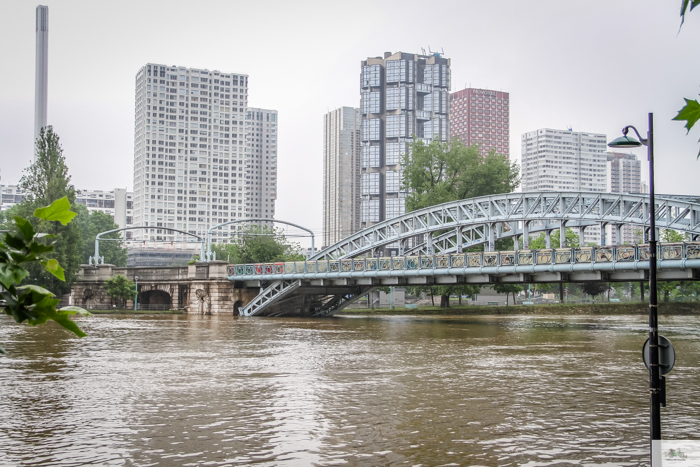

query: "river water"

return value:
[1, 313, 699, 466]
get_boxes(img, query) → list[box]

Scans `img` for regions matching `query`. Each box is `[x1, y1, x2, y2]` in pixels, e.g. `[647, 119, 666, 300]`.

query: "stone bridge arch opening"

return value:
[139, 289, 172, 310]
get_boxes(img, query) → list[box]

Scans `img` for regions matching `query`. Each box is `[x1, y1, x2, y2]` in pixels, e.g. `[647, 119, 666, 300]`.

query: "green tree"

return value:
[213, 225, 305, 264]
[581, 282, 610, 300]
[74, 206, 128, 266]
[525, 228, 580, 249]
[402, 138, 520, 212]
[103, 274, 136, 308]
[661, 228, 688, 243]
[675, 1, 700, 157]
[15, 127, 83, 294]
[491, 283, 524, 306]
[1, 197, 89, 352]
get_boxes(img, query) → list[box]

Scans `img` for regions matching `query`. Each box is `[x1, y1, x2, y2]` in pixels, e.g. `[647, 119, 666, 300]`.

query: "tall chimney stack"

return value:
[34, 5, 49, 158]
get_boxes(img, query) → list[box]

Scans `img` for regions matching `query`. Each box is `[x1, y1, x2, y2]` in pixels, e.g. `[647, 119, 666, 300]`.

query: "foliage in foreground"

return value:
[1, 197, 89, 353]
[675, 0, 700, 157]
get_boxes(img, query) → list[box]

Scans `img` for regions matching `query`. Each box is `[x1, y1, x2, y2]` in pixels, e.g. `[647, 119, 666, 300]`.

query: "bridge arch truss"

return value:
[313, 192, 700, 260]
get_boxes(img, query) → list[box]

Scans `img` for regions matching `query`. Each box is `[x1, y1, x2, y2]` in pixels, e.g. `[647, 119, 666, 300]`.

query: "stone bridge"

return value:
[72, 261, 258, 315]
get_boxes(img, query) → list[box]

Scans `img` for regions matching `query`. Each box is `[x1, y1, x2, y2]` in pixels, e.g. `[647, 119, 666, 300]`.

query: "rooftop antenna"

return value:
[421, 47, 426, 56]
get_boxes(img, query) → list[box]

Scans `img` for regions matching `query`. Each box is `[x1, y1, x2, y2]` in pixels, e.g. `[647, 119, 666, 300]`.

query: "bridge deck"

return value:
[229, 243, 700, 284]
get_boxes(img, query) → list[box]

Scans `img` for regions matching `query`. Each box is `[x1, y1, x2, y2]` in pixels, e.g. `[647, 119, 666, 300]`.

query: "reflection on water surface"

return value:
[1, 313, 699, 466]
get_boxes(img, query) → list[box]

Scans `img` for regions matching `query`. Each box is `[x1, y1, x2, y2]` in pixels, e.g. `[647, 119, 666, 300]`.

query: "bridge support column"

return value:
[427, 232, 434, 255]
[545, 230, 551, 249]
[523, 221, 530, 249]
[514, 234, 519, 252]
[560, 222, 566, 248]
[600, 222, 607, 246]
[487, 223, 495, 252]
[614, 224, 622, 245]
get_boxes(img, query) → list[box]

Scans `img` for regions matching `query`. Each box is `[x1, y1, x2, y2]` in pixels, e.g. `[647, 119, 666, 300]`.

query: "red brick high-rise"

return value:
[450, 88, 509, 158]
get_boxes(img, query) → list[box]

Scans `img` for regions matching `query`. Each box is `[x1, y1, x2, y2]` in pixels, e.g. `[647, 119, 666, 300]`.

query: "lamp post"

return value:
[134, 275, 139, 311]
[608, 113, 661, 464]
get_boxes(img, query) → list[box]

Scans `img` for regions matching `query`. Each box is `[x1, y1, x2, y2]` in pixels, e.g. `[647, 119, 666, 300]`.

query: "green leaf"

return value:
[3, 233, 26, 251]
[13, 217, 35, 241]
[673, 98, 700, 132]
[33, 197, 77, 225]
[41, 258, 66, 281]
[51, 311, 87, 338]
[0, 264, 28, 289]
[680, 0, 700, 27]
[28, 241, 54, 255]
[59, 306, 91, 316]
[17, 284, 55, 297]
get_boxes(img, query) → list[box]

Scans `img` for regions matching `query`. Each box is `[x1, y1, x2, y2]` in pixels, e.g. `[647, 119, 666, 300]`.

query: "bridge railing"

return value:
[227, 242, 700, 278]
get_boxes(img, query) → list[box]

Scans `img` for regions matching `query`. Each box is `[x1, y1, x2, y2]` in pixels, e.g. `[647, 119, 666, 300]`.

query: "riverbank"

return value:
[337, 302, 700, 316]
[87, 309, 184, 315]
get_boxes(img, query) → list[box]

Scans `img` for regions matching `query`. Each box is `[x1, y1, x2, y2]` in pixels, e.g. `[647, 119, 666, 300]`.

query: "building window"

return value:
[385, 142, 405, 165]
[362, 118, 381, 141]
[362, 199, 380, 223]
[362, 145, 380, 168]
[362, 172, 380, 195]
[386, 88, 400, 111]
[386, 115, 400, 138]
[362, 65, 381, 87]
[386, 60, 399, 83]
[385, 198, 405, 219]
[386, 170, 400, 192]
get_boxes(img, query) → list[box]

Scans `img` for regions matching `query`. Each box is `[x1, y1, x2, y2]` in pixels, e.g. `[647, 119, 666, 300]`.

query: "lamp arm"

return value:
[622, 125, 648, 145]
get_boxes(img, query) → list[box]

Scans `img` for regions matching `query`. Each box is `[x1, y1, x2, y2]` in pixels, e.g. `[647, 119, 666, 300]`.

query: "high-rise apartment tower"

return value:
[521, 128, 608, 245]
[34, 5, 49, 152]
[245, 108, 278, 220]
[450, 88, 509, 158]
[360, 51, 451, 232]
[323, 107, 361, 247]
[607, 152, 643, 244]
[132, 63, 249, 244]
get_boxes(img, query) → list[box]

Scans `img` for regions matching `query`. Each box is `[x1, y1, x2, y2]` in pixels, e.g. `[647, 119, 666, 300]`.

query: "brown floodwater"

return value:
[1, 313, 699, 466]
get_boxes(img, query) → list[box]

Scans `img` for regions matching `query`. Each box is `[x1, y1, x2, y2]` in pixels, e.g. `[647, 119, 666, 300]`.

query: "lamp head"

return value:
[608, 134, 642, 149]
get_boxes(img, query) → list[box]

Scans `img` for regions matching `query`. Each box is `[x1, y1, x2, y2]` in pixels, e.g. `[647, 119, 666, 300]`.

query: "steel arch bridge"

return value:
[237, 191, 700, 317]
[313, 192, 700, 260]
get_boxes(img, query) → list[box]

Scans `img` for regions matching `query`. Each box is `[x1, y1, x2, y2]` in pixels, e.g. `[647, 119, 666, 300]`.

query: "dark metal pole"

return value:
[647, 112, 661, 464]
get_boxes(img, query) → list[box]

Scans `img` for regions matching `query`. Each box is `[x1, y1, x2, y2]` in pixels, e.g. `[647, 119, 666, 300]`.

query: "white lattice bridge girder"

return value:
[312, 192, 700, 260]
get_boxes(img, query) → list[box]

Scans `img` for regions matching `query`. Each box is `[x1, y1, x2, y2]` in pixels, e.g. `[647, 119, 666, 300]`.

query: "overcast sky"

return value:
[2, 0, 700, 245]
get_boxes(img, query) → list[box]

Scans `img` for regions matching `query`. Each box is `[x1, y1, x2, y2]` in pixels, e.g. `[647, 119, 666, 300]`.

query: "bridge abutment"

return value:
[72, 261, 258, 314]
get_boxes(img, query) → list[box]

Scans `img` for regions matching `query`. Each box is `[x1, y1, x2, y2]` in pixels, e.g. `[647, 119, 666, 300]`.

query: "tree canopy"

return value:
[402, 138, 520, 212]
[213, 225, 305, 264]
[13, 127, 83, 294]
[103, 274, 135, 308]
[74, 206, 128, 266]
[525, 228, 580, 249]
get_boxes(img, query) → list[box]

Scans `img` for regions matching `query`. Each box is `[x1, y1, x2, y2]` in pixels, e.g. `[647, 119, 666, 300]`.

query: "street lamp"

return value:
[134, 275, 139, 311]
[608, 113, 661, 464]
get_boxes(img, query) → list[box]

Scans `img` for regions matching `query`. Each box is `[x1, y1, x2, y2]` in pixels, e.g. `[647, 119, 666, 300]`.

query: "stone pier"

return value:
[72, 261, 258, 315]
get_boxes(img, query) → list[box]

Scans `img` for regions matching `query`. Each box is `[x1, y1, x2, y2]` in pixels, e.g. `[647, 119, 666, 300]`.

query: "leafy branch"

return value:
[1, 197, 89, 353]
[675, 0, 700, 157]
